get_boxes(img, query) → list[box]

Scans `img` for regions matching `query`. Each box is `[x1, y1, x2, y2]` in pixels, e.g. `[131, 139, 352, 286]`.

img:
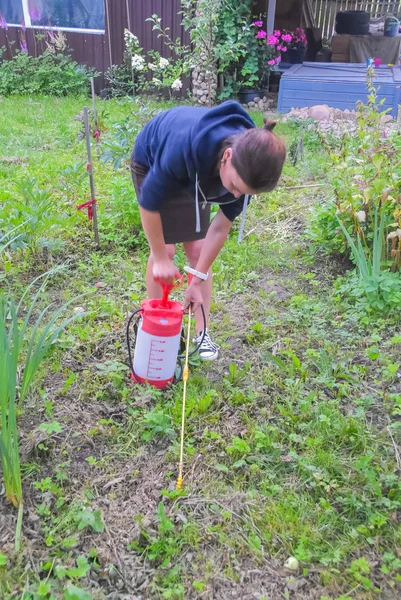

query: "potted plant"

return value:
[267, 28, 307, 65]
[237, 19, 279, 104]
[384, 15, 400, 37]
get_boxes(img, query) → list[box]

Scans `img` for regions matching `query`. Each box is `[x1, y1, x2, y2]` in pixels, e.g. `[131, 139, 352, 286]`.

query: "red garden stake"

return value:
[77, 106, 99, 246]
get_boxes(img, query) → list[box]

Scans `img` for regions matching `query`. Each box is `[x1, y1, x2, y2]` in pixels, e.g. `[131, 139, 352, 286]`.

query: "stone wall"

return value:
[192, 62, 218, 105]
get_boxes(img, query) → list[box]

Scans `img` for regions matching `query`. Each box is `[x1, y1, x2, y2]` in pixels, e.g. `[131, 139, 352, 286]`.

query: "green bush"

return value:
[307, 66, 401, 264]
[0, 49, 95, 96]
[307, 66, 401, 314]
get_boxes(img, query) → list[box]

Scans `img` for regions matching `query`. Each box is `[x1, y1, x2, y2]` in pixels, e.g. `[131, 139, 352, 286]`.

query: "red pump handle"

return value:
[160, 275, 184, 307]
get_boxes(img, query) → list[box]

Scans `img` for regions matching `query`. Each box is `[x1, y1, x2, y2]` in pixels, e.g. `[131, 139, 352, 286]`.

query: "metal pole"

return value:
[126, 0, 132, 31]
[105, 0, 113, 68]
[90, 77, 98, 130]
[267, 0, 277, 34]
[90, 77, 100, 157]
[83, 106, 100, 246]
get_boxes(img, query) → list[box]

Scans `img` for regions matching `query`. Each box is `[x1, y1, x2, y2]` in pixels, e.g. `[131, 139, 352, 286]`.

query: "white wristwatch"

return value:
[184, 266, 209, 281]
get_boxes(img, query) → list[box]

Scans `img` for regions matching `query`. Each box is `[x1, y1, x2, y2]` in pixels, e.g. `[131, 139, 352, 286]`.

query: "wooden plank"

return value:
[280, 99, 395, 113]
[279, 88, 395, 101]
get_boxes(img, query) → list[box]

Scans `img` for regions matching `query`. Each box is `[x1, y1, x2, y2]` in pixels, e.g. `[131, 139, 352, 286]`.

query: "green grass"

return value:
[1, 95, 401, 600]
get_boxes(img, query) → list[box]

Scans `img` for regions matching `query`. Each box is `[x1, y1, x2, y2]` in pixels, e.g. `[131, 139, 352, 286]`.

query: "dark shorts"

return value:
[130, 154, 211, 245]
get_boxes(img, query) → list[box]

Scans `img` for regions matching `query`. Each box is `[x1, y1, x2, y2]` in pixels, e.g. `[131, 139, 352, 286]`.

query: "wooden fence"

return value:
[310, 0, 401, 39]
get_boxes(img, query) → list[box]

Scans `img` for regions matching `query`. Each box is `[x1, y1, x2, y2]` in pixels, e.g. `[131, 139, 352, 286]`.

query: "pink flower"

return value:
[275, 56, 281, 63]
[281, 46, 287, 52]
[257, 30, 267, 39]
[0, 13, 8, 30]
[252, 20, 263, 28]
[282, 34, 292, 43]
[267, 35, 279, 45]
[274, 30, 281, 37]
[268, 59, 275, 65]
[277, 45, 282, 51]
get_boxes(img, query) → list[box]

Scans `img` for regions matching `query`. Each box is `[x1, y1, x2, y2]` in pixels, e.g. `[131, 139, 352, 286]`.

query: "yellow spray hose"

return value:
[177, 306, 192, 490]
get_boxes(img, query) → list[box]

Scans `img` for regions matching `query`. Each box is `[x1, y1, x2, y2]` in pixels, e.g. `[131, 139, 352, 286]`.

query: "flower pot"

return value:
[384, 18, 399, 37]
[286, 47, 306, 64]
[238, 89, 265, 105]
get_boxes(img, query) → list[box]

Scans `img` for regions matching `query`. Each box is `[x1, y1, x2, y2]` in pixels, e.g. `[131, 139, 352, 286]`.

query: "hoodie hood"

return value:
[191, 101, 255, 179]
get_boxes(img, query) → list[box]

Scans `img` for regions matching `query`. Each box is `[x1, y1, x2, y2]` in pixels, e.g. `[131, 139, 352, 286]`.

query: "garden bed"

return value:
[1, 96, 401, 600]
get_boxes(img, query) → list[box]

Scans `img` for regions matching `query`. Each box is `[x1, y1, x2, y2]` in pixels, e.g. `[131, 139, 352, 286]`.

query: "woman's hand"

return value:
[153, 258, 180, 285]
[184, 278, 204, 314]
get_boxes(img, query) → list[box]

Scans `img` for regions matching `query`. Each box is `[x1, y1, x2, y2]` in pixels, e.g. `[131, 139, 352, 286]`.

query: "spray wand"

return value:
[177, 305, 192, 490]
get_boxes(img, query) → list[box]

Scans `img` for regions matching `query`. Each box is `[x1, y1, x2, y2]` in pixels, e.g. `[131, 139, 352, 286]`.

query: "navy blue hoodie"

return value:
[133, 100, 255, 223]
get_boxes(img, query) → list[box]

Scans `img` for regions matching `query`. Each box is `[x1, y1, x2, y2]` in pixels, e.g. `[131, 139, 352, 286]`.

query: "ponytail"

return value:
[263, 120, 277, 131]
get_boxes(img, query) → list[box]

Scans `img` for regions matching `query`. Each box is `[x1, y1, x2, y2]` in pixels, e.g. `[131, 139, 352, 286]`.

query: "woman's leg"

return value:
[146, 244, 176, 298]
[183, 239, 213, 336]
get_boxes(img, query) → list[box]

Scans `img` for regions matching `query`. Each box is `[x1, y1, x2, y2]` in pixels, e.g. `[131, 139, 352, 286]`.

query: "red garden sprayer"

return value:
[126, 276, 207, 489]
[126, 276, 206, 389]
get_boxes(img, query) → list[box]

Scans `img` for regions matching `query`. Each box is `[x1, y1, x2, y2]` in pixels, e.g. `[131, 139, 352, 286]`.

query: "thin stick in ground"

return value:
[83, 106, 100, 246]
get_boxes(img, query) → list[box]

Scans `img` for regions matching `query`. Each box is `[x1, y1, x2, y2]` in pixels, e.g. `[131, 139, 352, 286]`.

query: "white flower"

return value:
[131, 54, 145, 70]
[159, 57, 169, 69]
[148, 63, 157, 71]
[152, 77, 162, 86]
[356, 210, 366, 223]
[171, 78, 182, 91]
[124, 29, 139, 45]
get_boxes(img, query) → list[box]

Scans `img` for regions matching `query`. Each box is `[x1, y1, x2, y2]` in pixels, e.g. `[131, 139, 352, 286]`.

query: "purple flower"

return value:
[281, 46, 287, 52]
[20, 20, 26, 31]
[353, 177, 367, 189]
[268, 59, 275, 65]
[29, 5, 41, 22]
[20, 40, 28, 53]
[274, 30, 281, 37]
[275, 56, 281, 63]
[252, 20, 263, 28]
[0, 13, 8, 30]
[257, 30, 267, 39]
[282, 34, 292, 43]
[48, 29, 55, 40]
[267, 35, 279, 45]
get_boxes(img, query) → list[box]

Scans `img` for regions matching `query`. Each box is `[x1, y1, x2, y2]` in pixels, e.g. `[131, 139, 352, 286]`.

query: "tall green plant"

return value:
[0, 265, 87, 551]
[337, 207, 401, 312]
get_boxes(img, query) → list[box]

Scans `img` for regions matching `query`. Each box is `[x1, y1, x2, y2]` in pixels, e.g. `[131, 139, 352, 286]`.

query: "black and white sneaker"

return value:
[193, 330, 219, 361]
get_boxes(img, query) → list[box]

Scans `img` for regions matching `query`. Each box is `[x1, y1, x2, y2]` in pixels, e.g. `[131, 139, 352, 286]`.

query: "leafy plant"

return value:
[141, 409, 176, 441]
[73, 508, 104, 533]
[0, 266, 87, 550]
[214, 1, 274, 98]
[336, 207, 401, 312]
[0, 178, 69, 256]
[101, 97, 162, 170]
[104, 29, 147, 97]
[129, 502, 182, 569]
[307, 65, 401, 264]
[0, 49, 95, 96]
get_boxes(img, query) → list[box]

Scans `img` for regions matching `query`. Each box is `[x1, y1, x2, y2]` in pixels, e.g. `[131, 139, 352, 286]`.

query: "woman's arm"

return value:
[184, 209, 233, 312]
[139, 206, 180, 284]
